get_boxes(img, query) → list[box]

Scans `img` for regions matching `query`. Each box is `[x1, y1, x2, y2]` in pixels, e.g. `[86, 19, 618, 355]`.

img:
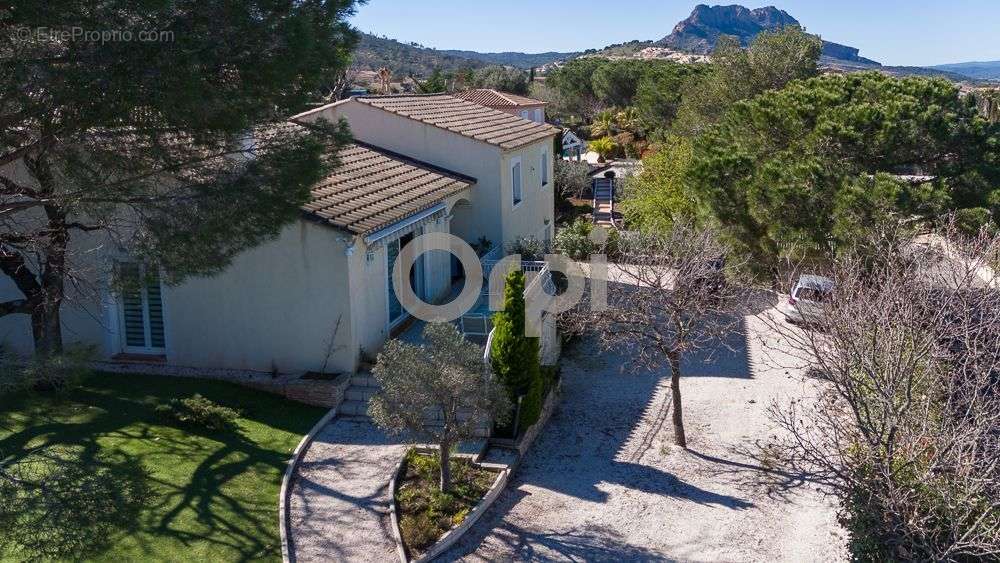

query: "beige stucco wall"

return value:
[496, 104, 546, 123]
[297, 99, 555, 251]
[0, 215, 361, 375]
[500, 141, 556, 246]
[162, 219, 356, 374]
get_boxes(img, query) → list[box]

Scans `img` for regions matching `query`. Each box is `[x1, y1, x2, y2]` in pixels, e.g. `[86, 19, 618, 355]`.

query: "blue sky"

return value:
[349, 1, 1000, 67]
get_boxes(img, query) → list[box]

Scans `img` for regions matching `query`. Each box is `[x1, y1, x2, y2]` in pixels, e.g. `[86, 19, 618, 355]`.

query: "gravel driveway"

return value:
[441, 311, 846, 562]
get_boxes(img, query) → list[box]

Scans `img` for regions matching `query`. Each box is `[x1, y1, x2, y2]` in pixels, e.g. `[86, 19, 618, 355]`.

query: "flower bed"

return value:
[394, 450, 500, 559]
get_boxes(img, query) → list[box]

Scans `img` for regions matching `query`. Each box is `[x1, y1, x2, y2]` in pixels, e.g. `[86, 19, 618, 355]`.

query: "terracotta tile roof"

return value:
[303, 142, 475, 236]
[353, 94, 559, 150]
[451, 89, 548, 108]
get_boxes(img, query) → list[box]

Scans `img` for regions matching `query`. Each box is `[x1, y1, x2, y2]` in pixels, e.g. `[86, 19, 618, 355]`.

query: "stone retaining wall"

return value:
[94, 361, 351, 408]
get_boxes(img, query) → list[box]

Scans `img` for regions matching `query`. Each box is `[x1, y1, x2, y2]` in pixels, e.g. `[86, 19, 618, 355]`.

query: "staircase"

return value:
[337, 370, 491, 438]
[338, 371, 380, 417]
[592, 177, 617, 227]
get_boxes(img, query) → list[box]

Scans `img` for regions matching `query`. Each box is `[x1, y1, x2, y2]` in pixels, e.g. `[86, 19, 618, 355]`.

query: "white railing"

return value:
[478, 262, 556, 364]
[459, 313, 493, 337]
[483, 327, 495, 363]
[521, 260, 547, 273]
[480, 244, 503, 280]
[523, 263, 555, 313]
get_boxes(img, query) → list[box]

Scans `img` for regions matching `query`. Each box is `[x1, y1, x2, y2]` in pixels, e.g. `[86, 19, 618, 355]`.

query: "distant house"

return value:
[0, 94, 559, 376]
[451, 89, 548, 123]
[560, 129, 585, 160]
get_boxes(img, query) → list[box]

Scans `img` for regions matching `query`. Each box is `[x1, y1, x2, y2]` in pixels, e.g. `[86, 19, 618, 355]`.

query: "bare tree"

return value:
[759, 226, 1000, 560]
[369, 323, 510, 491]
[569, 222, 752, 448]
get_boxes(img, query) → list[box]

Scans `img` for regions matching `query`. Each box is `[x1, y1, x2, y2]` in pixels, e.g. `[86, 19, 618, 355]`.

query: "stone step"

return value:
[350, 374, 379, 388]
[339, 399, 370, 417]
[345, 386, 379, 402]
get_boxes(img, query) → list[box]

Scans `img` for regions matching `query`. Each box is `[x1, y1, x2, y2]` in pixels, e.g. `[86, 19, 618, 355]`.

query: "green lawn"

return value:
[0, 373, 326, 562]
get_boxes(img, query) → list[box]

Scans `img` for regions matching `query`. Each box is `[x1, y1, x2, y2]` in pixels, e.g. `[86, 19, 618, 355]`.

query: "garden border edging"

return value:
[389, 452, 511, 563]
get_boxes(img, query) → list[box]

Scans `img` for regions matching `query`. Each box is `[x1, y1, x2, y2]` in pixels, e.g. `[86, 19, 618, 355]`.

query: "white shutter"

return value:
[119, 263, 166, 353]
[512, 160, 522, 205]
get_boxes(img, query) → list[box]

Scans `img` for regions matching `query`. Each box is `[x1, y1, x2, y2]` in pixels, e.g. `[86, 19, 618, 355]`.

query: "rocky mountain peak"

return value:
[658, 4, 878, 65]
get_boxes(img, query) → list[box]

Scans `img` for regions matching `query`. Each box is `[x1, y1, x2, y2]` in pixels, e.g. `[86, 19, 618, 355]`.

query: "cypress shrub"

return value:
[489, 269, 542, 434]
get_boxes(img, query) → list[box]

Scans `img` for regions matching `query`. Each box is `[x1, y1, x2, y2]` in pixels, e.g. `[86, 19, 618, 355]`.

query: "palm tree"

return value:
[590, 109, 617, 138]
[589, 137, 617, 163]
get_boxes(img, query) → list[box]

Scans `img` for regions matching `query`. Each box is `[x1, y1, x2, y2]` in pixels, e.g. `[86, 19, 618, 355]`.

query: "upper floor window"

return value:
[541, 150, 549, 187]
[520, 110, 531, 121]
[511, 158, 522, 207]
[534, 108, 543, 123]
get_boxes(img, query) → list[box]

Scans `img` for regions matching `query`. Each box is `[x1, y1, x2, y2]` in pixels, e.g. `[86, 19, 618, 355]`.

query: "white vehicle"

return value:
[779, 275, 834, 325]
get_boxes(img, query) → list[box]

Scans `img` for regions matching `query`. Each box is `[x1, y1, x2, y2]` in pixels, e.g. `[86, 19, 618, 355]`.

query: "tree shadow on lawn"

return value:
[0, 373, 325, 562]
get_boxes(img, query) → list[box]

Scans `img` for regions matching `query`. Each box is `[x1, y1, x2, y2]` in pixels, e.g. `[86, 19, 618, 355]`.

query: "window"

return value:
[794, 286, 829, 303]
[118, 263, 165, 352]
[541, 150, 549, 187]
[511, 158, 522, 206]
[386, 239, 403, 323]
[534, 108, 543, 122]
[520, 110, 531, 120]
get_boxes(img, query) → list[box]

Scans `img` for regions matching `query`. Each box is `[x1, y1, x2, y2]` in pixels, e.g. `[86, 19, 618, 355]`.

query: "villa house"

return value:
[451, 89, 548, 123]
[0, 94, 559, 376]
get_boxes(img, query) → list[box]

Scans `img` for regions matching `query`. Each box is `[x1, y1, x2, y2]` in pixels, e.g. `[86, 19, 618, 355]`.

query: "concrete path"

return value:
[287, 418, 406, 563]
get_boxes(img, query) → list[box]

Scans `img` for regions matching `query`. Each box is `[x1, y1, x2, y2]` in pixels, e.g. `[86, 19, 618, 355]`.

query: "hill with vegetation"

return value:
[436, 49, 578, 69]
[930, 60, 1000, 80]
[353, 33, 487, 76]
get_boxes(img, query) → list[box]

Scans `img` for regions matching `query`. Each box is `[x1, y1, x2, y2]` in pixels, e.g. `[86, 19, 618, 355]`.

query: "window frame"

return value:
[510, 156, 523, 208]
[541, 149, 549, 187]
[116, 262, 167, 355]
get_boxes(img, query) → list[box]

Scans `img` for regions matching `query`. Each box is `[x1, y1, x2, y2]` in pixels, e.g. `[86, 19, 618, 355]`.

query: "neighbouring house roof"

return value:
[451, 89, 548, 109]
[303, 141, 475, 236]
[352, 94, 559, 150]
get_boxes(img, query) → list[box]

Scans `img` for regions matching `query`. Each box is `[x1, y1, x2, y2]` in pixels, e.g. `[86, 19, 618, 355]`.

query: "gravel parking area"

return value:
[442, 310, 846, 562]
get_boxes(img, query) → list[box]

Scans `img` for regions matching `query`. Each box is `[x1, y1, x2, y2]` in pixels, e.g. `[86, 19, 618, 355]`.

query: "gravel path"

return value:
[441, 310, 846, 562]
[287, 418, 406, 563]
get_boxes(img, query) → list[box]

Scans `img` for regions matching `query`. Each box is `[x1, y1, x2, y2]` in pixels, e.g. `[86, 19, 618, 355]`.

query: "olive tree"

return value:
[568, 222, 752, 447]
[369, 323, 510, 491]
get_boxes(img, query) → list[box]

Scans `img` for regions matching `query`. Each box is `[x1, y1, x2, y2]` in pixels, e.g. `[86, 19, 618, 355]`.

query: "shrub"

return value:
[555, 159, 592, 200]
[555, 218, 595, 260]
[489, 269, 543, 437]
[588, 137, 616, 162]
[156, 394, 241, 431]
[952, 207, 995, 237]
[399, 513, 439, 550]
[0, 345, 94, 396]
[540, 365, 561, 398]
[505, 236, 546, 261]
[471, 237, 494, 257]
[517, 375, 544, 431]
